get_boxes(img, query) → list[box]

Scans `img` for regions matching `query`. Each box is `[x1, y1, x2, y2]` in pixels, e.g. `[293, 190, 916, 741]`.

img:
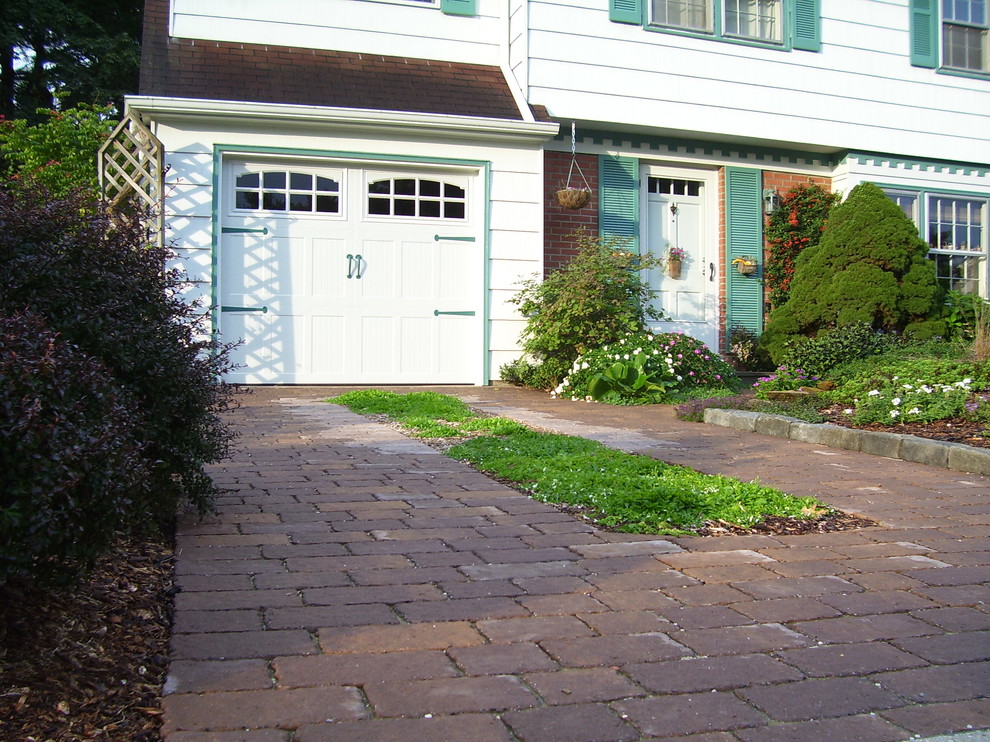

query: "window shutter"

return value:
[724, 167, 764, 341]
[599, 155, 640, 252]
[909, 0, 938, 68]
[792, 0, 821, 51]
[609, 0, 643, 25]
[441, 0, 476, 17]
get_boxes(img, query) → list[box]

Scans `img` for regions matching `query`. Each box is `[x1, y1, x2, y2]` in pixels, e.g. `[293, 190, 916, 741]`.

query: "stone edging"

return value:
[703, 408, 990, 477]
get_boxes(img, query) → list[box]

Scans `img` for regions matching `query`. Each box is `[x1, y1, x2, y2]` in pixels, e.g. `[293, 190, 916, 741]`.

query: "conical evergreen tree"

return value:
[760, 182, 945, 362]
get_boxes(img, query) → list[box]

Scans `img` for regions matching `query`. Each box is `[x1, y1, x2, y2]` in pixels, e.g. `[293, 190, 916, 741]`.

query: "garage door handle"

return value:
[221, 305, 268, 313]
[354, 254, 364, 279]
[346, 254, 355, 279]
[434, 310, 476, 316]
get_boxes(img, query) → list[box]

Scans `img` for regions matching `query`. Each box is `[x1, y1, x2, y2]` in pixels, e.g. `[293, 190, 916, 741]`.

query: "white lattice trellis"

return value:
[98, 113, 165, 245]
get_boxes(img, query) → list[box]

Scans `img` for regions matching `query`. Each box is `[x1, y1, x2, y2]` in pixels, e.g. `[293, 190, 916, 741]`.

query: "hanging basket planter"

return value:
[667, 258, 683, 279]
[556, 187, 591, 210]
[556, 122, 593, 210]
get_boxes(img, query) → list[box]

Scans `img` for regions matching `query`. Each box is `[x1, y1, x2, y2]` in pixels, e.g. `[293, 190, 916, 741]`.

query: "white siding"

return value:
[524, 0, 990, 164]
[171, 0, 502, 65]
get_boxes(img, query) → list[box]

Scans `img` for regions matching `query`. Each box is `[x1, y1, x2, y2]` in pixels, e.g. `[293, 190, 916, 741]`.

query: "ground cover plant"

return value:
[552, 331, 739, 404]
[331, 390, 830, 534]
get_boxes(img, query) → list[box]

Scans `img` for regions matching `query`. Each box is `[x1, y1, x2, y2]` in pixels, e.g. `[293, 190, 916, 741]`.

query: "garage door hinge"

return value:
[433, 310, 475, 316]
[222, 227, 269, 234]
[434, 235, 475, 242]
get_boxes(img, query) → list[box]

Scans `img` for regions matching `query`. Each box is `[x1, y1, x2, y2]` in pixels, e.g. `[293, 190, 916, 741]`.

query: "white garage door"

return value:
[219, 159, 482, 384]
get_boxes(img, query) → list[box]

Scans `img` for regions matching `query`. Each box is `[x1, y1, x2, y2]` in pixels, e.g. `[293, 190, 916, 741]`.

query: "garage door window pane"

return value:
[366, 177, 467, 219]
[235, 169, 342, 214]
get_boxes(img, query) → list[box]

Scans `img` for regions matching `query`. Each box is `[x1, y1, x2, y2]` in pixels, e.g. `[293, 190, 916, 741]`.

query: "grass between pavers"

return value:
[329, 390, 829, 535]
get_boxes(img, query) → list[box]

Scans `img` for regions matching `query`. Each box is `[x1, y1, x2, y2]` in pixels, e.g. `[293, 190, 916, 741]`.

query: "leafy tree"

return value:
[505, 231, 664, 387]
[0, 0, 142, 121]
[763, 183, 839, 310]
[760, 182, 946, 362]
[0, 103, 113, 195]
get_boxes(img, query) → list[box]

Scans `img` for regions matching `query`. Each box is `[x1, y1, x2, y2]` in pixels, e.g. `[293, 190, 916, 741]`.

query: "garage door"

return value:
[219, 159, 482, 384]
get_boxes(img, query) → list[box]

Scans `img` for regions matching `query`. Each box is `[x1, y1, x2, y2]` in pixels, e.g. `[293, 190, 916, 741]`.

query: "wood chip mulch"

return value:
[0, 536, 174, 742]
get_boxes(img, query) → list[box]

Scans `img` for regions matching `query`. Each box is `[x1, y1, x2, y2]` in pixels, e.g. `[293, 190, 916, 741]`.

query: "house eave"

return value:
[125, 96, 559, 144]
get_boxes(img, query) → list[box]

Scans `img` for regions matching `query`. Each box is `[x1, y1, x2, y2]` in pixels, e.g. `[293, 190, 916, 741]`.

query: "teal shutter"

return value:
[909, 0, 938, 68]
[792, 0, 821, 51]
[441, 0, 476, 16]
[609, 0, 643, 25]
[724, 167, 764, 341]
[599, 155, 640, 252]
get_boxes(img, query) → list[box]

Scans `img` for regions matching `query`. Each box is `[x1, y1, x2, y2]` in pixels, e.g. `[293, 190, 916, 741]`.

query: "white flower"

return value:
[908, 407, 921, 414]
[843, 409, 853, 415]
[890, 410, 900, 418]
[902, 384, 914, 390]
[634, 348, 642, 354]
[868, 390, 881, 397]
[581, 361, 589, 369]
[623, 354, 630, 360]
[892, 397, 901, 406]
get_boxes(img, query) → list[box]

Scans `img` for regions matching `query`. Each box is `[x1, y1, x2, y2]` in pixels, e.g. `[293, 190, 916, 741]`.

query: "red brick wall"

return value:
[544, 151, 599, 275]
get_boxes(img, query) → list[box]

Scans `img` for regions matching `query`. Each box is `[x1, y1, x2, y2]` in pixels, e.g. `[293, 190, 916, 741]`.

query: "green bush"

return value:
[760, 182, 946, 363]
[778, 322, 900, 377]
[0, 312, 146, 584]
[506, 231, 664, 387]
[752, 366, 820, 397]
[555, 331, 738, 403]
[0, 187, 236, 582]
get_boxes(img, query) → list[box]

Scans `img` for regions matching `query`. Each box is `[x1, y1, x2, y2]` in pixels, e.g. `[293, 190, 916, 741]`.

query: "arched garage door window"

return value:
[367, 177, 466, 219]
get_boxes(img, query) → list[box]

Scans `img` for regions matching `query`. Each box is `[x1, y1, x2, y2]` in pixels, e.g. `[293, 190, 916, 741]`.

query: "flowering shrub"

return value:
[553, 331, 737, 403]
[752, 366, 819, 398]
[850, 379, 973, 424]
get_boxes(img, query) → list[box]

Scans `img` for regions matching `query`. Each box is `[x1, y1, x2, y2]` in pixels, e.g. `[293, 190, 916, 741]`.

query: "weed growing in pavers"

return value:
[330, 390, 828, 535]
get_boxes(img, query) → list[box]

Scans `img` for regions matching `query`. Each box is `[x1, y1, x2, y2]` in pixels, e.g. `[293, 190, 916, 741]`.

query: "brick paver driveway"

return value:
[163, 386, 990, 741]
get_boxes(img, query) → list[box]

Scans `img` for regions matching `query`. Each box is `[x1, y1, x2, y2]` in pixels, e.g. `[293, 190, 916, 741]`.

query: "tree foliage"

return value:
[0, 104, 114, 195]
[760, 182, 946, 362]
[763, 183, 840, 310]
[0, 0, 142, 121]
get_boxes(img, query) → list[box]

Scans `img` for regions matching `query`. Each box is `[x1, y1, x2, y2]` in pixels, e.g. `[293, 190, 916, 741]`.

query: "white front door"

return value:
[643, 173, 719, 350]
[219, 160, 481, 384]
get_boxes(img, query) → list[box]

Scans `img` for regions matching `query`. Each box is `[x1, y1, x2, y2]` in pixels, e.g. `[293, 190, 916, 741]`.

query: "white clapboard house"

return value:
[116, 0, 989, 384]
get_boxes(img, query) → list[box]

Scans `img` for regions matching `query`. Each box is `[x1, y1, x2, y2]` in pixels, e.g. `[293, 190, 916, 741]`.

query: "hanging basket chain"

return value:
[557, 122, 592, 209]
[564, 122, 592, 192]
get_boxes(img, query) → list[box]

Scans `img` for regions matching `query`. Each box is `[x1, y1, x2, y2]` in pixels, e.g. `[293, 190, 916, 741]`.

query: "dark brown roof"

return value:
[140, 0, 525, 120]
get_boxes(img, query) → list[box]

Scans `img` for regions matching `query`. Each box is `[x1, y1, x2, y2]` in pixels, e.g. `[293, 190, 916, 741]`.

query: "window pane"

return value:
[316, 195, 339, 213]
[943, 23, 987, 72]
[394, 199, 416, 216]
[652, 0, 712, 31]
[290, 172, 312, 190]
[421, 180, 441, 197]
[420, 200, 441, 217]
[316, 176, 339, 192]
[263, 172, 286, 189]
[933, 253, 985, 294]
[236, 191, 259, 209]
[444, 183, 465, 198]
[289, 193, 312, 211]
[725, 0, 781, 41]
[444, 201, 466, 219]
[236, 173, 259, 188]
[394, 179, 416, 196]
[928, 195, 984, 252]
[263, 192, 286, 210]
[368, 198, 390, 215]
[369, 180, 391, 195]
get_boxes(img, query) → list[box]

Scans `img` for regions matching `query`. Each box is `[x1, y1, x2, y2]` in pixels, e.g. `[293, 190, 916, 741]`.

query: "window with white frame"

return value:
[234, 170, 342, 214]
[943, 0, 988, 72]
[650, 0, 783, 42]
[366, 177, 467, 219]
[883, 188, 988, 296]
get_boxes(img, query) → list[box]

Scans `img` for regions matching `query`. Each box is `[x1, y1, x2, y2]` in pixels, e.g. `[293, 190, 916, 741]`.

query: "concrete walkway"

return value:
[163, 385, 990, 742]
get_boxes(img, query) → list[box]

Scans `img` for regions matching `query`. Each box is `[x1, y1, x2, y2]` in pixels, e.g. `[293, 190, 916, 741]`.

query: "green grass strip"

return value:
[329, 390, 828, 535]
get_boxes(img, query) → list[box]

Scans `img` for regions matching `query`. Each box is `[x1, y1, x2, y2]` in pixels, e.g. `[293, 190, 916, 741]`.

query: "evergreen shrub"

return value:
[760, 182, 946, 363]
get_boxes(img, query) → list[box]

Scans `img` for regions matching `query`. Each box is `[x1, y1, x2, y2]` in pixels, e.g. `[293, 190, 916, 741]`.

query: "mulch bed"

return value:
[0, 537, 174, 742]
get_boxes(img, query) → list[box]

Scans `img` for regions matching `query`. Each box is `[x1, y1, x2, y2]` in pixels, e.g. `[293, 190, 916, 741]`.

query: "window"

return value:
[650, 0, 782, 42]
[911, 0, 989, 74]
[612, 0, 818, 50]
[235, 170, 341, 214]
[648, 177, 701, 196]
[883, 188, 988, 296]
[367, 177, 467, 219]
